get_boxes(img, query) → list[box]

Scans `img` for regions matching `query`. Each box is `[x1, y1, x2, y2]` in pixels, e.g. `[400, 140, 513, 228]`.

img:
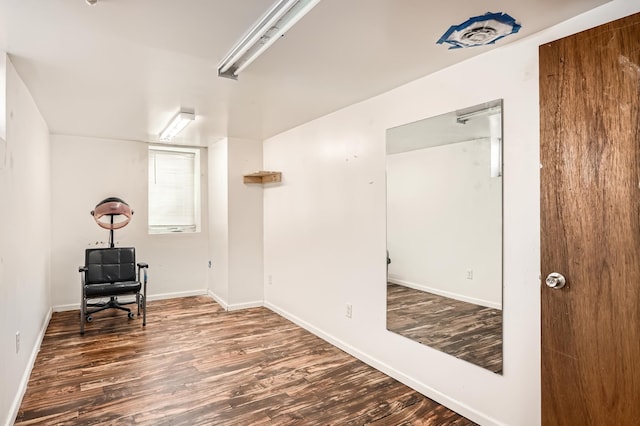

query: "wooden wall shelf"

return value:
[243, 171, 282, 184]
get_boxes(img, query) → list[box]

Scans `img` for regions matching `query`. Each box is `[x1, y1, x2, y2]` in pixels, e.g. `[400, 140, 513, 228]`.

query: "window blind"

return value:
[148, 147, 200, 233]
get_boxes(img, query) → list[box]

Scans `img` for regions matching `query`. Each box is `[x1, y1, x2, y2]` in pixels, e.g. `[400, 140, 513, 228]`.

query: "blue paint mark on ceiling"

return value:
[437, 12, 521, 49]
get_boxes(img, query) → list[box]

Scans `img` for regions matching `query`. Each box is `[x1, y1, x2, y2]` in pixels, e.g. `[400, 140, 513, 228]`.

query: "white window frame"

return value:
[148, 145, 201, 234]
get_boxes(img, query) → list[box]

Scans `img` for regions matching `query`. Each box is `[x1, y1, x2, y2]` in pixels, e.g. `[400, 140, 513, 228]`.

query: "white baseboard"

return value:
[146, 289, 208, 302]
[263, 301, 504, 426]
[207, 289, 228, 311]
[52, 289, 209, 312]
[387, 277, 502, 310]
[227, 300, 263, 311]
[205, 289, 262, 311]
[53, 302, 79, 312]
[5, 307, 52, 426]
[55, 289, 259, 313]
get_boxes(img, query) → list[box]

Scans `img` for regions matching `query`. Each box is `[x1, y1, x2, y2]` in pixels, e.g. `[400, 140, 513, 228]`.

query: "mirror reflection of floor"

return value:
[387, 283, 503, 374]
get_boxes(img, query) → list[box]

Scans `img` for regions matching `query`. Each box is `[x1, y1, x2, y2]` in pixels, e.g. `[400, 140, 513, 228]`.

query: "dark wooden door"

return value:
[540, 12, 640, 426]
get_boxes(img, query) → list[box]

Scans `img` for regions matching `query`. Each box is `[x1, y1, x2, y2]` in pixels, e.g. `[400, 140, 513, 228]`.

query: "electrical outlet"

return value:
[208, 260, 212, 268]
[346, 303, 353, 319]
[268, 275, 273, 285]
[466, 269, 474, 280]
[15, 331, 20, 354]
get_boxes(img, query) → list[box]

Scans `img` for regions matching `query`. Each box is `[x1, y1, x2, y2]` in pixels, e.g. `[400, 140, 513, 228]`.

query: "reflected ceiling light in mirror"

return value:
[455, 105, 501, 124]
[437, 12, 521, 49]
[159, 109, 195, 141]
[456, 100, 502, 177]
[217, 0, 321, 79]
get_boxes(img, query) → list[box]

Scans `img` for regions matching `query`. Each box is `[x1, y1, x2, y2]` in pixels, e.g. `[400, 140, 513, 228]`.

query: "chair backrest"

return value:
[85, 247, 136, 284]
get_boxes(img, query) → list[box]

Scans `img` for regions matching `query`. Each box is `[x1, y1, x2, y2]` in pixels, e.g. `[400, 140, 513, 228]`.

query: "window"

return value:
[148, 146, 201, 234]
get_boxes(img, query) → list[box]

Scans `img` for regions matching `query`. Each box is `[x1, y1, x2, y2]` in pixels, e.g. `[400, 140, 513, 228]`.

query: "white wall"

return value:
[387, 139, 502, 308]
[262, 2, 640, 425]
[208, 138, 264, 309]
[0, 53, 5, 140]
[227, 138, 264, 307]
[208, 139, 230, 303]
[0, 55, 51, 426]
[50, 135, 209, 309]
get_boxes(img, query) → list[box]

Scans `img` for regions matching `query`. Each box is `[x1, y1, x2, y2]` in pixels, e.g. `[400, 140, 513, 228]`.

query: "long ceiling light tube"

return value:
[159, 110, 195, 141]
[218, 1, 295, 75]
[218, 0, 321, 79]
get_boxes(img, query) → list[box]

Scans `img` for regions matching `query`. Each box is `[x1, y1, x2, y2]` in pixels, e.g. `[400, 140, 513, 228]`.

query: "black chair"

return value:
[79, 247, 148, 334]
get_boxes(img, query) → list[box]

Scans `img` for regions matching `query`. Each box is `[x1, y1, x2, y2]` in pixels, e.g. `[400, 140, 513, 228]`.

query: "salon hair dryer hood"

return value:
[90, 197, 134, 230]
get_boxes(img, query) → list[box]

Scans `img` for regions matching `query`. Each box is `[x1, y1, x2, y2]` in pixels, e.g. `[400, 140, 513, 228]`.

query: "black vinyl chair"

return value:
[79, 247, 148, 334]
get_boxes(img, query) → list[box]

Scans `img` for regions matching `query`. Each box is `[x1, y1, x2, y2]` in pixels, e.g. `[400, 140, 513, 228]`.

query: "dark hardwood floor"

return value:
[15, 296, 475, 425]
[387, 283, 502, 374]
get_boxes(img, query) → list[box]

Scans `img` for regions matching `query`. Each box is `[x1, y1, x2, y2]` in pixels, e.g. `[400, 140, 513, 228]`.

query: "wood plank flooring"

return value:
[16, 296, 475, 425]
[387, 284, 502, 374]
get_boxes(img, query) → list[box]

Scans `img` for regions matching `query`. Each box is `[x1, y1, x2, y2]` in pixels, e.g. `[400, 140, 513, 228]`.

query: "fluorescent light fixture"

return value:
[217, 0, 321, 79]
[159, 110, 195, 141]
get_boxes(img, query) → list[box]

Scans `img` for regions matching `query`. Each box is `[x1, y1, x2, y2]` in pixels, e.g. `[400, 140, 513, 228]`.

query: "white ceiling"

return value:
[0, 0, 609, 146]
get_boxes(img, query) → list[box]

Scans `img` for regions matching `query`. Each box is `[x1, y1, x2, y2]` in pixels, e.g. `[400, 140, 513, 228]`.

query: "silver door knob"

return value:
[545, 272, 566, 289]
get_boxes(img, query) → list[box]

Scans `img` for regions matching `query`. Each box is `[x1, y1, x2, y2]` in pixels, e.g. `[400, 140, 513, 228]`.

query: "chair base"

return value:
[85, 296, 137, 321]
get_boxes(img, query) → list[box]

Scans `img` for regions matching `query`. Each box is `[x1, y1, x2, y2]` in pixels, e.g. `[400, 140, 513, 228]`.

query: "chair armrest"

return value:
[137, 263, 148, 294]
[79, 266, 88, 273]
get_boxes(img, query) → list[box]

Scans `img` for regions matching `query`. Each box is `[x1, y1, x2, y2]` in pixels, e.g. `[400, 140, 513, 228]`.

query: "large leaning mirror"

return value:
[386, 99, 503, 374]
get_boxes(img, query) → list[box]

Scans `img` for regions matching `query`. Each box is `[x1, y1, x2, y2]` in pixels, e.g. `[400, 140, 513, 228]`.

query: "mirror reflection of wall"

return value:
[386, 99, 503, 374]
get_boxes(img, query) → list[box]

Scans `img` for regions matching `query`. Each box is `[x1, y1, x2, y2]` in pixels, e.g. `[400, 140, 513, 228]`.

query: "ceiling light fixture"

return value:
[85, 0, 98, 5]
[159, 109, 195, 141]
[217, 0, 321, 79]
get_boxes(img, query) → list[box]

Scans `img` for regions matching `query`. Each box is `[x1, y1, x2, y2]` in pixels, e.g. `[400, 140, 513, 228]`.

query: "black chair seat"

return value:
[85, 281, 141, 297]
